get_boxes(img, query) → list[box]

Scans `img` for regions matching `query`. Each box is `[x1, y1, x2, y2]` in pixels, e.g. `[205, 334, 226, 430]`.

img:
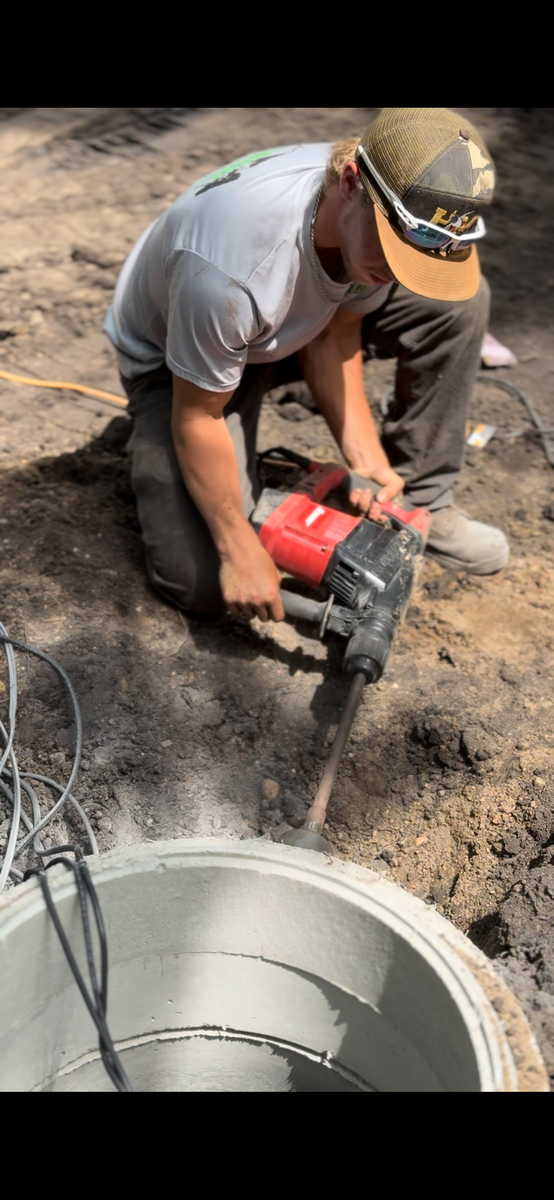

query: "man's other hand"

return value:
[221, 541, 284, 623]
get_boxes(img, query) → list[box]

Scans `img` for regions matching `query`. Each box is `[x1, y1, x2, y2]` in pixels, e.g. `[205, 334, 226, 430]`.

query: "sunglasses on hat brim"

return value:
[356, 144, 486, 254]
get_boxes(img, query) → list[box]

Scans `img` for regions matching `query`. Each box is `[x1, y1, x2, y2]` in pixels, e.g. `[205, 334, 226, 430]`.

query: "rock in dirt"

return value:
[71, 244, 126, 270]
[461, 728, 497, 764]
[197, 703, 225, 729]
[279, 402, 310, 422]
[92, 743, 118, 765]
[261, 779, 280, 803]
[500, 666, 523, 686]
[283, 791, 307, 827]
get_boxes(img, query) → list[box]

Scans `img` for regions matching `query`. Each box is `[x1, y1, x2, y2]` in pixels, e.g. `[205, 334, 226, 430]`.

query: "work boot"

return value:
[425, 506, 510, 575]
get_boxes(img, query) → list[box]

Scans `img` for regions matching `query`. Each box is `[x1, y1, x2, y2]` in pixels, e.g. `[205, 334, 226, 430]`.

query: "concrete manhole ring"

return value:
[0, 840, 548, 1092]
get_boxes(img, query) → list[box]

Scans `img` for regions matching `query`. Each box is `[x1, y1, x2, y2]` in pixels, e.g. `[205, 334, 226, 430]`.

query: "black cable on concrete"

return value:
[25, 848, 134, 1093]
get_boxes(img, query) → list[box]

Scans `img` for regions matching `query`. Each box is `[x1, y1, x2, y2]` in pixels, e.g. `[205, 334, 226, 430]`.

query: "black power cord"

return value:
[25, 846, 134, 1093]
[476, 373, 554, 467]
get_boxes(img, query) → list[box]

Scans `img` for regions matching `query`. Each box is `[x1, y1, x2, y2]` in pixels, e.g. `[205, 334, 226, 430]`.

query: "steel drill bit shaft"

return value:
[303, 672, 366, 834]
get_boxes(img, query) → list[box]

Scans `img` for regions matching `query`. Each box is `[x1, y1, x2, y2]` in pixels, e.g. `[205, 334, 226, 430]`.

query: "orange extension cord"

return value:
[0, 370, 128, 409]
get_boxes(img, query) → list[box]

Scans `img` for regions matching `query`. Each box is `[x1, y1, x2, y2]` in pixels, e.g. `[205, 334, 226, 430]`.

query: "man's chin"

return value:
[366, 272, 393, 287]
[347, 265, 392, 287]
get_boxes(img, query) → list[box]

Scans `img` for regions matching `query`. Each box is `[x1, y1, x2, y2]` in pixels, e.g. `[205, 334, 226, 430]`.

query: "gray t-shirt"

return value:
[105, 143, 392, 390]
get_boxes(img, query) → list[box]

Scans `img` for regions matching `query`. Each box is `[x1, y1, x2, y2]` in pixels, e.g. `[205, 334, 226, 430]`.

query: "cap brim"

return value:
[374, 205, 481, 302]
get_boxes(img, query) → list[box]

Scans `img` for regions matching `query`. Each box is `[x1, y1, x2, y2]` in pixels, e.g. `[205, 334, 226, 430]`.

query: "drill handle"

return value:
[280, 590, 326, 624]
[302, 461, 414, 512]
[343, 471, 413, 512]
[341, 472, 432, 543]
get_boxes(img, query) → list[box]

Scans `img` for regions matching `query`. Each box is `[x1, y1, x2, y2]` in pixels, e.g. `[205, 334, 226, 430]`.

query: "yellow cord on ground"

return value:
[0, 370, 127, 409]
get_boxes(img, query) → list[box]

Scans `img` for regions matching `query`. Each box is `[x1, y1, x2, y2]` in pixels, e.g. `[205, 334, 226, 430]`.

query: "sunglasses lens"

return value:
[402, 225, 454, 250]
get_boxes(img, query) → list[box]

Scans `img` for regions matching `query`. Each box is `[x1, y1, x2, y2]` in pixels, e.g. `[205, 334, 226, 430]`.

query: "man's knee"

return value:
[409, 273, 490, 343]
[437, 273, 490, 338]
[413, 273, 490, 331]
[129, 426, 225, 617]
[146, 547, 225, 618]
[464, 273, 490, 326]
[364, 274, 491, 357]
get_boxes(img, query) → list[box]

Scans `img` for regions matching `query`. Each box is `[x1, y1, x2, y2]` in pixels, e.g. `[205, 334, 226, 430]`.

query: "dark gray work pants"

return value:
[122, 278, 490, 615]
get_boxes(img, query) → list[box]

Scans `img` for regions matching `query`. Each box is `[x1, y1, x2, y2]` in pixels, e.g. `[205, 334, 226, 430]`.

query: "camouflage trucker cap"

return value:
[356, 108, 495, 301]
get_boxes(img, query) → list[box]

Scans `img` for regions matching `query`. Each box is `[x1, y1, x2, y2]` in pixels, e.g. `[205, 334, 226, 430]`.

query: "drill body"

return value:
[253, 457, 432, 684]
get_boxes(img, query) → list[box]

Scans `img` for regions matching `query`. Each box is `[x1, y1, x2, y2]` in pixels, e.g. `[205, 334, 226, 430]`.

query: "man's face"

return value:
[338, 166, 396, 287]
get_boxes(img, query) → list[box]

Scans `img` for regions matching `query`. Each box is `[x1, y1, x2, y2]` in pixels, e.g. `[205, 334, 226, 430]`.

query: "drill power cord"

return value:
[476, 374, 554, 467]
[0, 625, 98, 891]
[380, 374, 554, 468]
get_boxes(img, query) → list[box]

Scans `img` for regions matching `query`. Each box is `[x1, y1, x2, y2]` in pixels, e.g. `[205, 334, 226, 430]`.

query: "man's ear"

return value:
[339, 160, 362, 202]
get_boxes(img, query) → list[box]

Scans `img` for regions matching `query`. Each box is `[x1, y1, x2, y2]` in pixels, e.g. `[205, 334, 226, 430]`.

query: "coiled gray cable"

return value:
[0, 625, 98, 891]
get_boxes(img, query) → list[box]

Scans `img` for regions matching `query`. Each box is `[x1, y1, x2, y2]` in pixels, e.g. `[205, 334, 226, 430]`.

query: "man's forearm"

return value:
[171, 408, 256, 561]
[170, 375, 284, 623]
[298, 319, 389, 473]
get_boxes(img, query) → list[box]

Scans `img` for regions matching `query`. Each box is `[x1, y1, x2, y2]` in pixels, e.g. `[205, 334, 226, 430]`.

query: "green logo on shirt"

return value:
[195, 147, 290, 195]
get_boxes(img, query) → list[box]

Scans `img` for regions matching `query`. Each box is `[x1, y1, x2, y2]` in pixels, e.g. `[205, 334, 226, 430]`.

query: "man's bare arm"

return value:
[298, 307, 404, 513]
[171, 374, 283, 622]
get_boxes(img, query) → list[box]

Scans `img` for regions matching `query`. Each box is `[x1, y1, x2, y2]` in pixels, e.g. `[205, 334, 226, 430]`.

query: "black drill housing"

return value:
[323, 520, 424, 683]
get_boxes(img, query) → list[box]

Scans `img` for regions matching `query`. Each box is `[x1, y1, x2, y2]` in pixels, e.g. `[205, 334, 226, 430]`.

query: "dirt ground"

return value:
[1, 107, 553, 1084]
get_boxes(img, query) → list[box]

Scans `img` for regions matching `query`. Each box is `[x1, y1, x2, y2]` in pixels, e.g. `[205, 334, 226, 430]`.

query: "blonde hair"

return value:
[324, 137, 361, 192]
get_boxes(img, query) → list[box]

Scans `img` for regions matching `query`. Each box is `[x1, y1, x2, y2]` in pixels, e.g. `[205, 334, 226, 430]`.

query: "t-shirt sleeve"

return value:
[341, 282, 393, 314]
[166, 249, 260, 392]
